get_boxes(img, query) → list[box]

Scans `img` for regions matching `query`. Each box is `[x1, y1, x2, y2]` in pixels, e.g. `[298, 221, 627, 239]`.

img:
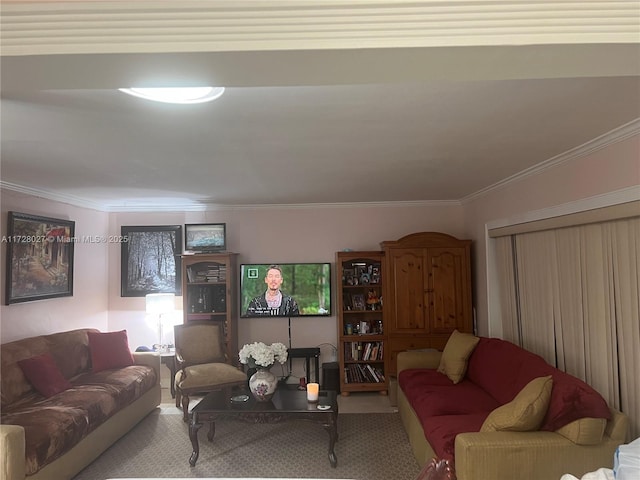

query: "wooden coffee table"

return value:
[188, 388, 339, 468]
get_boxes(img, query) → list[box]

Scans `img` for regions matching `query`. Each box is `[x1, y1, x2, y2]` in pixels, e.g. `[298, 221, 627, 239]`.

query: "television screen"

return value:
[185, 223, 226, 252]
[240, 263, 331, 317]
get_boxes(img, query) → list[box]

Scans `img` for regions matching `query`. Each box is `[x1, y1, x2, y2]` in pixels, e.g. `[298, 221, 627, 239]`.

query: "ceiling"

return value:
[1, 2, 639, 212]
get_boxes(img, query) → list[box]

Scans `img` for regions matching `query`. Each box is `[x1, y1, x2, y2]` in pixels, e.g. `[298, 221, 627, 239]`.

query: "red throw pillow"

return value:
[18, 352, 72, 397]
[88, 330, 134, 372]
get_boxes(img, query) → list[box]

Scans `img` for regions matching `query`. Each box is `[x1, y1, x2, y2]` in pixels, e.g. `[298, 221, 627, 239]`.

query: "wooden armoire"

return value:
[381, 232, 473, 375]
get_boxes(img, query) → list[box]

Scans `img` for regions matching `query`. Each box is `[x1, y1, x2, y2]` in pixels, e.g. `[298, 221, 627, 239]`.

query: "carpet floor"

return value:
[72, 408, 421, 480]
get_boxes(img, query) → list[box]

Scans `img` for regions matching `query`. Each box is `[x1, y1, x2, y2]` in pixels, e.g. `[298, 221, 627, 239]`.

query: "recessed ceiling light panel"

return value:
[118, 87, 225, 104]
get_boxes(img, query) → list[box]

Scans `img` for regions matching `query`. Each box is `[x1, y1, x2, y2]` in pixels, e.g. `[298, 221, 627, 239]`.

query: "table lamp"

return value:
[145, 293, 175, 353]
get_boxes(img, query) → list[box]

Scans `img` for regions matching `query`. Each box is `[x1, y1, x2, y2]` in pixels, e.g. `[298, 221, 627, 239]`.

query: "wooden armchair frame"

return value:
[173, 321, 246, 421]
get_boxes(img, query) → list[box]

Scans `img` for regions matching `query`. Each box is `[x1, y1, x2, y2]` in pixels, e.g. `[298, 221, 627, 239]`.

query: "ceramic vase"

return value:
[248, 367, 278, 402]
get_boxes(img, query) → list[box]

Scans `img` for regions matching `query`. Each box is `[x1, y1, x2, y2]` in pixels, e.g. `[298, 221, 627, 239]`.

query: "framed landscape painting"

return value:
[5, 211, 75, 304]
[121, 225, 182, 297]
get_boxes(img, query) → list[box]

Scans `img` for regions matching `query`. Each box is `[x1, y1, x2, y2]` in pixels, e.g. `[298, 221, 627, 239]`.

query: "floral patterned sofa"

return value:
[1, 328, 161, 480]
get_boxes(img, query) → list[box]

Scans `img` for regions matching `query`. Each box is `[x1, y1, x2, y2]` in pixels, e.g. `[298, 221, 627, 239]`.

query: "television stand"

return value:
[287, 347, 320, 384]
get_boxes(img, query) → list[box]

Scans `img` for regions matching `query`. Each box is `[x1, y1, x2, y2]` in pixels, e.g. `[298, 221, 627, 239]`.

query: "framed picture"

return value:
[5, 211, 75, 304]
[352, 294, 365, 311]
[370, 265, 381, 284]
[121, 225, 182, 297]
[342, 268, 355, 286]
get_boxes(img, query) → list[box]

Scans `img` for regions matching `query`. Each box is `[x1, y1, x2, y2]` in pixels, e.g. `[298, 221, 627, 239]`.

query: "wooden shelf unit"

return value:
[181, 252, 239, 365]
[336, 251, 388, 395]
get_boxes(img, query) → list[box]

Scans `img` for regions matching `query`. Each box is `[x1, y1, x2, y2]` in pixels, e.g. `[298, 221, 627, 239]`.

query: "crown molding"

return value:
[0, 181, 461, 212]
[462, 118, 640, 205]
[0, 182, 206, 212]
[485, 185, 640, 231]
[2, 0, 638, 56]
[202, 200, 462, 211]
[0, 181, 109, 212]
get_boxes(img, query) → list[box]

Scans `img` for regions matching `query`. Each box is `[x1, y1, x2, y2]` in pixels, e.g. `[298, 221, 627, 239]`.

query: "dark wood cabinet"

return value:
[181, 253, 238, 365]
[381, 232, 473, 375]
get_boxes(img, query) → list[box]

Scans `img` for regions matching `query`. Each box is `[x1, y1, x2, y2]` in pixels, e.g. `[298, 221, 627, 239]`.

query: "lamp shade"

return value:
[145, 293, 175, 315]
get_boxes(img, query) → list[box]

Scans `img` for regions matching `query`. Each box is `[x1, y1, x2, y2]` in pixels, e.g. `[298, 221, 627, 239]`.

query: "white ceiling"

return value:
[1, 1, 639, 211]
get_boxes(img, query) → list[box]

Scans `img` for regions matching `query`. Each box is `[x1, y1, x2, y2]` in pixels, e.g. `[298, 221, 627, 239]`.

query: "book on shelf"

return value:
[188, 264, 227, 283]
[366, 364, 379, 382]
[363, 342, 372, 360]
[343, 363, 385, 384]
[344, 341, 384, 361]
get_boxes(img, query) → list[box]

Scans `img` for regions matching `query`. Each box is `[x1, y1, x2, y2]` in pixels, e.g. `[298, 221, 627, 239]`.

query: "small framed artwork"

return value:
[351, 294, 365, 311]
[184, 223, 226, 252]
[370, 265, 381, 284]
[343, 268, 355, 286]
[121, 225, 182, 297]
[5, 211, 75, 304]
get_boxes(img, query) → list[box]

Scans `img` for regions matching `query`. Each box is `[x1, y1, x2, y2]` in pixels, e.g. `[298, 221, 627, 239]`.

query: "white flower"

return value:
[239, 342, 288, 368]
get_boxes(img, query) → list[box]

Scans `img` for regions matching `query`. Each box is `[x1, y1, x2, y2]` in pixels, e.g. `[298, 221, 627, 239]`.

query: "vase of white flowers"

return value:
[239, 342, 288, 402]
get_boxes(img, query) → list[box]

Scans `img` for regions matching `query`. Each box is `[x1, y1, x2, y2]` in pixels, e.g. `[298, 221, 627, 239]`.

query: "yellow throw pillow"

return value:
[481, 375, 553, 432]
[436, 330, 480, 384]
[555, 417, 606, 445]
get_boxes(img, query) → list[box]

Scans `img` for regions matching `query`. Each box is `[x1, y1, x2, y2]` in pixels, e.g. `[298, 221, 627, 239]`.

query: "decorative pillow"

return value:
[437, 330, 480, 384]
[481, 375, 553, 432]
[18, 352, 72, 397]
[555, 417, 607, 445]
[88, 330, 134, 372]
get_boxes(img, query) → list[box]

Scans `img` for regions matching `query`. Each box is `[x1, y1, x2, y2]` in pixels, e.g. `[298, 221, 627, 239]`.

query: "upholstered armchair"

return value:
[174, 321, 247, 421]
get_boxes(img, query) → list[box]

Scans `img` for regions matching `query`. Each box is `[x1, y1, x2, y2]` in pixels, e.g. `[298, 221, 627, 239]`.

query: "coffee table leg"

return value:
[189, 413, 202, 467]
[207, 421, 216, 442]
[325, 413, 338, 468]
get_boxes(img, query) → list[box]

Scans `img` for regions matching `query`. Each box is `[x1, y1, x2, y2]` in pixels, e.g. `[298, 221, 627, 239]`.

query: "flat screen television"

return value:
[240, 263, 331, 317]
[184, 223, 226, 252]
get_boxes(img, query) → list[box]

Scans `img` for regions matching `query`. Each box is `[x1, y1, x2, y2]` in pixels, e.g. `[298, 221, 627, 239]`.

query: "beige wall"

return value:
[106, 205, 465, 362]
[1, 190, 110, 343]
[1, 196, 464, 373]
[463, 133, 640, 337]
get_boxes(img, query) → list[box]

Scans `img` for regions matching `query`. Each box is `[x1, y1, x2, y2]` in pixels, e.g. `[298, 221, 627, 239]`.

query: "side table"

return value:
[288, 347, 320, 383]
[160, 350, 176, 398]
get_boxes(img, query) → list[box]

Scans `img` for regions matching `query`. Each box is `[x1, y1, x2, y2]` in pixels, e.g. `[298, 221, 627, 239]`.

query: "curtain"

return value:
[514, 230, 559, 366]
[494, 236, 520, 344]
[495, 217, 640, 439]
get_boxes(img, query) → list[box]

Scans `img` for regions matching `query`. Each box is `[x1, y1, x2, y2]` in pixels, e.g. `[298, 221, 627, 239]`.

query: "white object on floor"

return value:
[560, 468, 614, 480]
[614, 437, 640, 480]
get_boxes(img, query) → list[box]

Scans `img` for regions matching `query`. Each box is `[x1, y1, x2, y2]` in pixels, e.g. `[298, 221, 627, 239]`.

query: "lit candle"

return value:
[307, 382, 319, 402]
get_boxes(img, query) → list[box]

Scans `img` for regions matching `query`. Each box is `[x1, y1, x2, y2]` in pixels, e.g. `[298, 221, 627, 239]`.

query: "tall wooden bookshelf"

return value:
[181, 252, 238, 365]
[336, 251, 387, 395]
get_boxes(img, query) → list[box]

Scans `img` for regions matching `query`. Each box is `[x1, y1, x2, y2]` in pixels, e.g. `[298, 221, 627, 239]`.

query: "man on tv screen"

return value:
[246, 265, 300, 316]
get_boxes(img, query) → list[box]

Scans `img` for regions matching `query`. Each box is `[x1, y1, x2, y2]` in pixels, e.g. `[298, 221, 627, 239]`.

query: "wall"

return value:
[0, 190, 110, 343]
[107, 203, 466, 374]
[463, 133, 640, 337]
[1, 187, 465, 375]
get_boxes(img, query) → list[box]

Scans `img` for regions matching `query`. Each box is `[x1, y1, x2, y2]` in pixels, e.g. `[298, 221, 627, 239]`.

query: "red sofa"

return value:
[397, 336, 629, 480]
